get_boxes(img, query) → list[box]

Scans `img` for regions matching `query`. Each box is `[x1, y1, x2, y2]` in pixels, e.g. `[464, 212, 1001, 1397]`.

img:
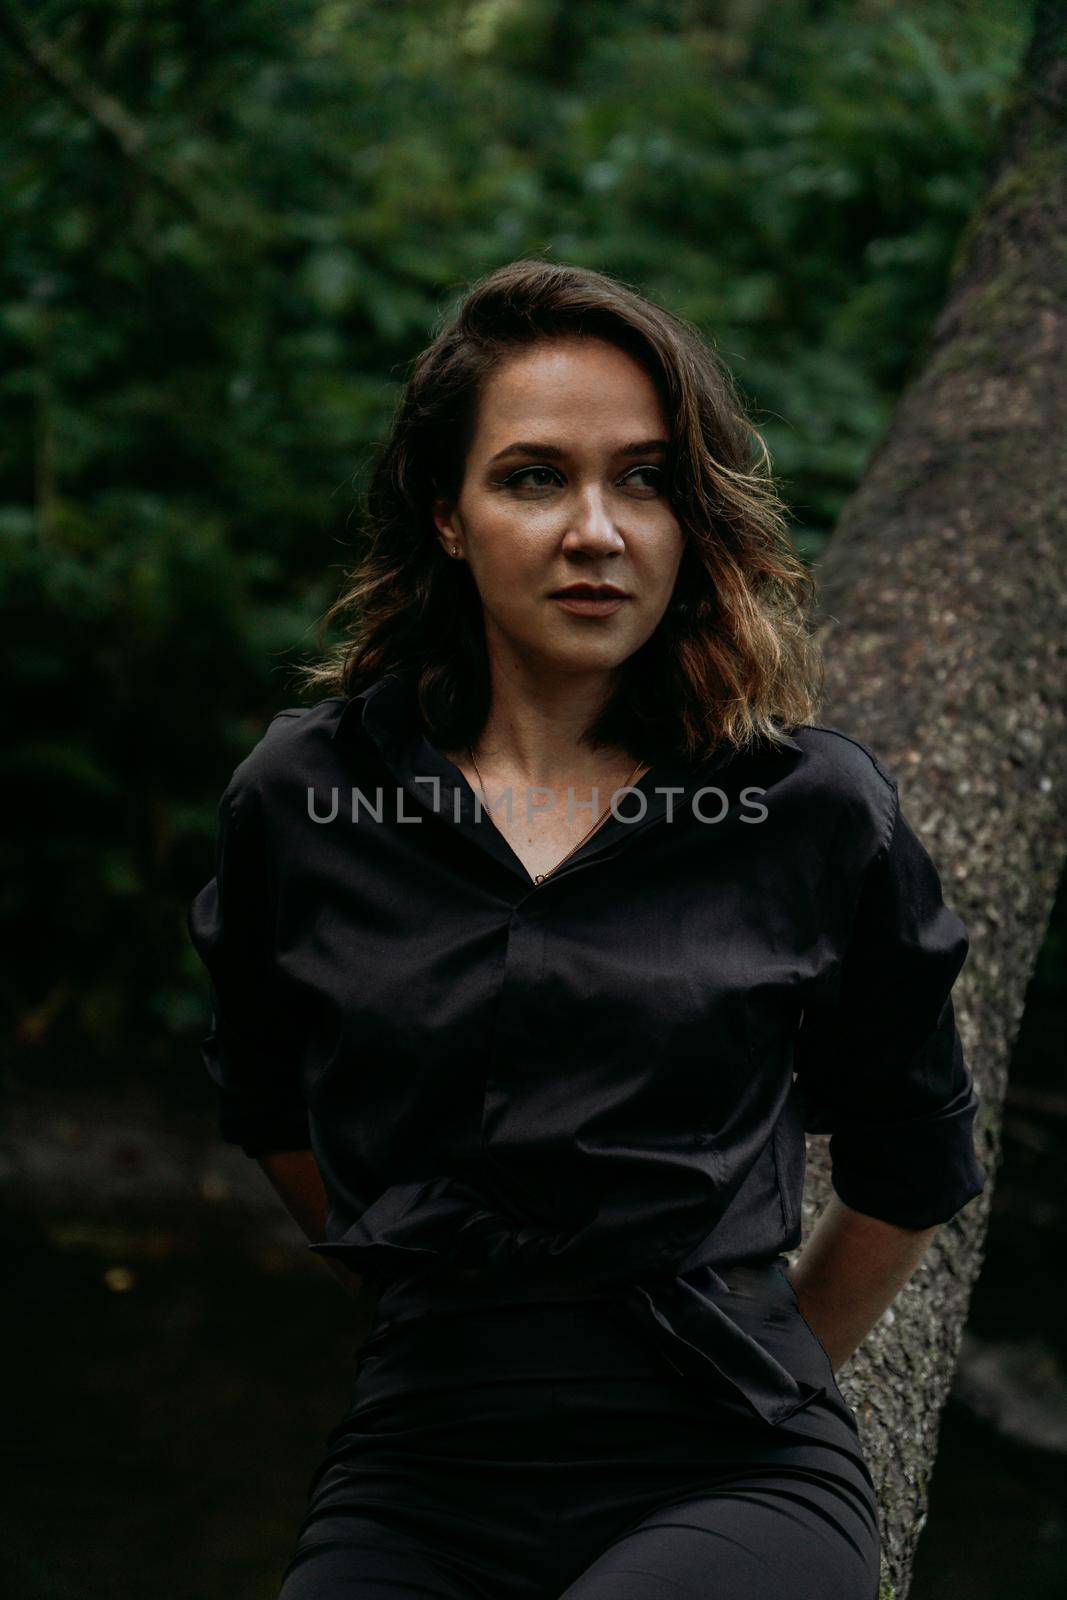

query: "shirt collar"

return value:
[331, 672, 418, 759]
[330, 671, 801, 888]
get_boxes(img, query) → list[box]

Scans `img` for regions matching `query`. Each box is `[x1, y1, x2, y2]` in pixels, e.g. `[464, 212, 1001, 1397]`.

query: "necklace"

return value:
[467, 742, 647, 884]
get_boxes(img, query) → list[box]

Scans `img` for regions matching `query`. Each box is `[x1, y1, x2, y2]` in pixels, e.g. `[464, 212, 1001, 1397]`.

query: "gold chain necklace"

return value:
[467, 742, 646, 884]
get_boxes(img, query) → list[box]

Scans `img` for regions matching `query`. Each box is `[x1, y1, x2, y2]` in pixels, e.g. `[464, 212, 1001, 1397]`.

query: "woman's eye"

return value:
[501, 466, 562, 490]
[622, 465, 664, 492]
[496, 464, 664, 494]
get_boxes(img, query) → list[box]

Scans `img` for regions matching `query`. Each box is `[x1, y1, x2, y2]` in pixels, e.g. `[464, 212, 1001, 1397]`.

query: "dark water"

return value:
[912, 1406, 1067, 1599]
[2, 1210, 373, 1600]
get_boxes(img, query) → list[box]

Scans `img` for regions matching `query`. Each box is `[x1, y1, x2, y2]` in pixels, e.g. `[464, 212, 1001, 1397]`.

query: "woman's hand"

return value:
[258, 1147, 366, 1300]
[785, 1192, 939, 1373]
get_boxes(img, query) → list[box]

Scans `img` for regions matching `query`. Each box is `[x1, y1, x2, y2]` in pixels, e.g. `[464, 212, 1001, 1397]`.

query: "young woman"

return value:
[188, 258, 986, 1600]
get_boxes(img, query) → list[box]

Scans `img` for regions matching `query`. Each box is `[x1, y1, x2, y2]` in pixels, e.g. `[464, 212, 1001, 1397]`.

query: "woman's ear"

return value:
[432, 496, 464, 558]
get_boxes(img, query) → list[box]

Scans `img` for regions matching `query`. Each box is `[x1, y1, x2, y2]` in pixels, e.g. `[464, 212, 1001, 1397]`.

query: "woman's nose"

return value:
[567, 487, 625, 550]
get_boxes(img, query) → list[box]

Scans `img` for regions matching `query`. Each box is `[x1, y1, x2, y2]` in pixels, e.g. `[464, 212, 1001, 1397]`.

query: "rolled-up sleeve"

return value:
[187, 780, 311, 1159]
[794, 785, 987, 1229]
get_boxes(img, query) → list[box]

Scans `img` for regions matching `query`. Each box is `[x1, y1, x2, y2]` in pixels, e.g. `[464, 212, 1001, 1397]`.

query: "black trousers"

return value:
[278, 1274, 881, 1600]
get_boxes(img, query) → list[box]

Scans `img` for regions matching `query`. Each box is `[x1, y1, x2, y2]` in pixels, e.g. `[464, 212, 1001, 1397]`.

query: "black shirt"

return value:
[187, 670, 986, 1426]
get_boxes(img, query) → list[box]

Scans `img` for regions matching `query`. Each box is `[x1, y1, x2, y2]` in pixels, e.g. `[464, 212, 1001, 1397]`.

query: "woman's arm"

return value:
[785, 1192, 938, 1373]
[258, 1148, 366, 1301]
[786, 783, 986, 1374]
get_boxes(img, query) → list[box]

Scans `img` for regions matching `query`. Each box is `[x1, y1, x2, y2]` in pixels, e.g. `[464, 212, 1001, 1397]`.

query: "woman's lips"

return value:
[550, 594, 628, 617]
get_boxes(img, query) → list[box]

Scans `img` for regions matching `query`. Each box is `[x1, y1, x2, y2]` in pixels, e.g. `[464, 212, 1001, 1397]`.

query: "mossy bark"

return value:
[798, 4, 1067, 1596]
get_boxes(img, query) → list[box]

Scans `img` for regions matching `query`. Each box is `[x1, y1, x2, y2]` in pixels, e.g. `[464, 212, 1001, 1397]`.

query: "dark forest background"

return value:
[3, 3, 1065, 1598]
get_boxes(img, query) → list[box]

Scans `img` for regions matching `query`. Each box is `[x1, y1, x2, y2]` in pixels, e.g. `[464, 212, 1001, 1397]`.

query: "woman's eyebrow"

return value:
[487, 438, 670, 465]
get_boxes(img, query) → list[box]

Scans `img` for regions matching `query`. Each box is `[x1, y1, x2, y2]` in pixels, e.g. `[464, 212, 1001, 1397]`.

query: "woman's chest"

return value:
[275, 805, 831, 1077]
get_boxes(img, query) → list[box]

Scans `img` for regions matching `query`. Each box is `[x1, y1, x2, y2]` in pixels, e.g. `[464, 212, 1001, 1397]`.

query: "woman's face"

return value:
[433, 336, 686, 681]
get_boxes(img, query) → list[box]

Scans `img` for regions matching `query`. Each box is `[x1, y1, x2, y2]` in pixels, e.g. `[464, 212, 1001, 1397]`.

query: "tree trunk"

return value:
[796, 4, 1067, 1595]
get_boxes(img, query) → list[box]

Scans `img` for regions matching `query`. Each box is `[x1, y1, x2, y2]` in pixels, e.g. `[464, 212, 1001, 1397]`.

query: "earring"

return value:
[450, 546, 460, 557]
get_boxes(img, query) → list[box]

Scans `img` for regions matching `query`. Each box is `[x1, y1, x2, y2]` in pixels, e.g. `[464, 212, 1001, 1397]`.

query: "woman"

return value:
[188, 258, 986, 1600]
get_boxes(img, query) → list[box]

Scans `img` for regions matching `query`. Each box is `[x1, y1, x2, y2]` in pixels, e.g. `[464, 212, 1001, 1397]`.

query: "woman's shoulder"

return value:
[779, 721, 900, 851]
[786, 721, 896, 787]
[221, 697, 350, 815]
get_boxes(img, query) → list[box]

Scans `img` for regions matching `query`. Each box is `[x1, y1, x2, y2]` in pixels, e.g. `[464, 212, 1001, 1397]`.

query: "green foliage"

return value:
[0, 0, 1028, 1066]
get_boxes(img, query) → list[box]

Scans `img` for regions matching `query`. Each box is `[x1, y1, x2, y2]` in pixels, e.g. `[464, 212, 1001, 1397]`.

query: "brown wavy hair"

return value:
[293, 257, 823, 765]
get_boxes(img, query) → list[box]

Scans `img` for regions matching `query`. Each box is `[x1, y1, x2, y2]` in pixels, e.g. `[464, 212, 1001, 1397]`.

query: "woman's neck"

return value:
[465, 665, 637, 789]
